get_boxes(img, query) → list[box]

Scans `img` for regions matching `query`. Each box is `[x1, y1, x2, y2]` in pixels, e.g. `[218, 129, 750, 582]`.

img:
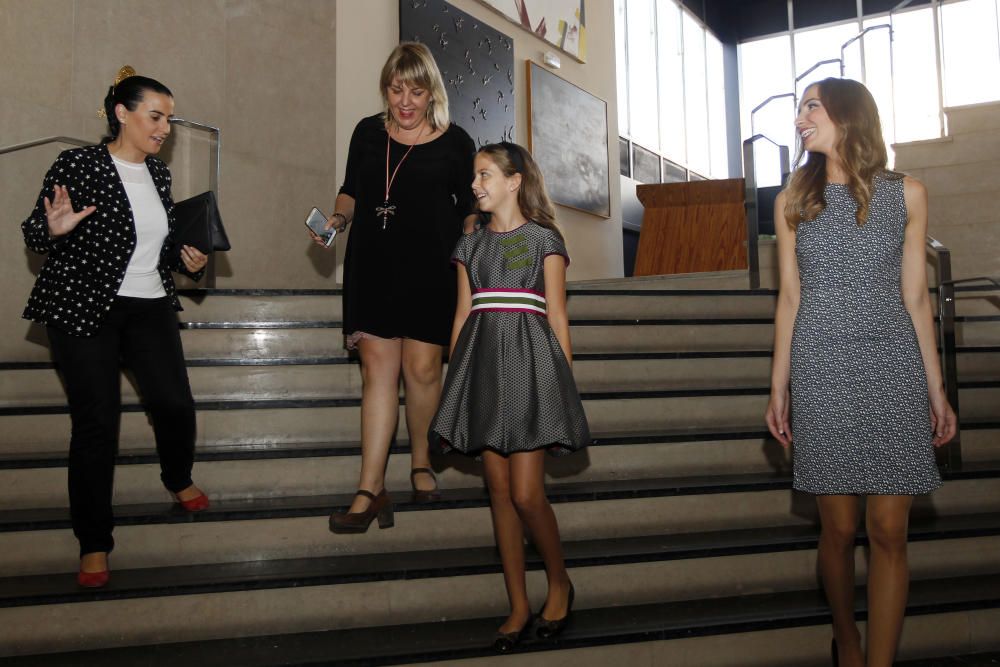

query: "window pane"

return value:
[706, 31, 729, 178]
[860, 19, 896, 161]
[633, 143, 662, 183]
[627, 0, 659, 148]
[941, 0, 1000, 106]
[793, 21, 860, 95]
[683, 11, 710, 175]
[739, 35, 794, 187]
[886, 7, 941, 142]
[616, 0, 629, 135]
[657, 0, 686, 161]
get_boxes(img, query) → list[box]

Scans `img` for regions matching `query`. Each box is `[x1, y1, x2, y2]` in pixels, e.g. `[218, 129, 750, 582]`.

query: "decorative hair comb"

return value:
[98, 65, 137, 117]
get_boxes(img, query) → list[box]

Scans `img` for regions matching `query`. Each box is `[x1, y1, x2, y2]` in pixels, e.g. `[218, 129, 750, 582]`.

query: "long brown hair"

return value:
[477, 142, 564, 242]
[783, 77, 895, 229]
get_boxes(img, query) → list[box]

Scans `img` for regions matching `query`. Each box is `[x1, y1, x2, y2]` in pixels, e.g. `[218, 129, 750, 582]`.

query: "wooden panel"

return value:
[633, 179, 749, 276]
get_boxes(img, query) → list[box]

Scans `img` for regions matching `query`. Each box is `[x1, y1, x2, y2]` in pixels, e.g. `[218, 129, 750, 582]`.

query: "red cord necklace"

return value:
[378, 124, 425, 230]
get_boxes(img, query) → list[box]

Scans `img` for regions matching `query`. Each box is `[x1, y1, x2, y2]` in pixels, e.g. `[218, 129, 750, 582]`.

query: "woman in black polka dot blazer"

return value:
[21, 71, 210, 588]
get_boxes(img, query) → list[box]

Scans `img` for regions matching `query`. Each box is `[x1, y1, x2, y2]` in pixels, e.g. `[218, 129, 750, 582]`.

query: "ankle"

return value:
[80, 552, 108, 572]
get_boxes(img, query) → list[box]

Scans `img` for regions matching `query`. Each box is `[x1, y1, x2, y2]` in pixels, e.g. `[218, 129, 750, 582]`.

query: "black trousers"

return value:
[47, 296, 197, 557]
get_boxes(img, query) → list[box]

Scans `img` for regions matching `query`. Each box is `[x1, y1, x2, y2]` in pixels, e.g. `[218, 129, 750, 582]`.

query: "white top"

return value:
[112, 155, 168, 298]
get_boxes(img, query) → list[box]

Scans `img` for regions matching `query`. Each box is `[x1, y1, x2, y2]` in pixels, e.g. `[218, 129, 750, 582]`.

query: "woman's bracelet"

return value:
[332, 212, 349, 231]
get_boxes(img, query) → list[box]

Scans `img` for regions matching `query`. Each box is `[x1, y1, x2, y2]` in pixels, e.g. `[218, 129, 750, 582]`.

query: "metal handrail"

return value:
[750, 93, 796, 136]
[926, 236, 961, 470]
[796, 58, 842, 86]
[742, 135, 791, 289]
[0, 136, 92, 155]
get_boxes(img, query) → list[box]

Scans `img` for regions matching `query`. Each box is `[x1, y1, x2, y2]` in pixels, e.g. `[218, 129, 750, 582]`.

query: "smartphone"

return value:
[305, 207, 336, 247]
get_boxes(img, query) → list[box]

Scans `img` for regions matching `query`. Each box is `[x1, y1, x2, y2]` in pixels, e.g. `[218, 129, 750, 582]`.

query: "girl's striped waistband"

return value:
[471, 289, 546, 315]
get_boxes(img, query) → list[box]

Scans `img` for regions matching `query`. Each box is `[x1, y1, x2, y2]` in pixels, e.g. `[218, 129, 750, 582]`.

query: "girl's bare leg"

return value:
[510, 449, 572, 619]
[483, 450, 532, 633]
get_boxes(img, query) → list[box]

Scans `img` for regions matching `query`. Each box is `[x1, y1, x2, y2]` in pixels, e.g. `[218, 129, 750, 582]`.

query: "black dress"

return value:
[339, 114, 476, 347]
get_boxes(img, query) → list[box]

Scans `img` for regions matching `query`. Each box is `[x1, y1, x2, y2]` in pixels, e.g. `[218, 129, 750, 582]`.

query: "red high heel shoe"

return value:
[77, 569, 110, 588]
[77, 554, 110, 588]
[176, 490, 210, 512]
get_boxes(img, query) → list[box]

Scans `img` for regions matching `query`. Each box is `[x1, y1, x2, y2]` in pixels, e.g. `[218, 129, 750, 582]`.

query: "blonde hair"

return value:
[379, 41, 450, 131]
[783, 77, 898, 229]
[478, 142, 564, 243]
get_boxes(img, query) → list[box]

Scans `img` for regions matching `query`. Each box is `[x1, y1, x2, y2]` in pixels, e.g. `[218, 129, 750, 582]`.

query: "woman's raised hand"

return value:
[44, 185, 96, 237]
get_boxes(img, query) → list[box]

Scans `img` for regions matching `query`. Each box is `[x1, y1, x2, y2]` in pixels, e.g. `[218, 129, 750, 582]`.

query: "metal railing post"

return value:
[927, 237, 961, 470]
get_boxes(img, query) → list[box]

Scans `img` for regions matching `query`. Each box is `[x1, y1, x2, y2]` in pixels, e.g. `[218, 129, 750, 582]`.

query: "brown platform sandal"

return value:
[328, 489, 394, 534]
[410, 467, 442, 503]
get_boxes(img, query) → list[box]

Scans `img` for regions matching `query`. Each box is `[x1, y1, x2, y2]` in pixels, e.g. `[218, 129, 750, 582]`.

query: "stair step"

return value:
[2, 574, 997, 665]
[1, 465, 998, 576]
[5, 513, 999, 609]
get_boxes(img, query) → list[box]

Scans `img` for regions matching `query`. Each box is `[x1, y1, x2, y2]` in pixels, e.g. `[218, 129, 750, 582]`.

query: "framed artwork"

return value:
[400, 0, 515, 148]
[526, 61, 609, 218]
[479, 0, 586, 61]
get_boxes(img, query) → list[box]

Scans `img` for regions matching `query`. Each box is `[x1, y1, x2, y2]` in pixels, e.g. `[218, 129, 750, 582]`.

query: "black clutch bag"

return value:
[171, 191, 231, 255]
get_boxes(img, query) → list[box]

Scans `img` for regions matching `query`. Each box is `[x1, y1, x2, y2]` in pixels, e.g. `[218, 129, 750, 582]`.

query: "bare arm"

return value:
[765, 191, 800, 447]
[462, 214, 479, 235]
[901, 176, 956, 446]
[450, 263, 473, 358]
[543, 254, 572, 365]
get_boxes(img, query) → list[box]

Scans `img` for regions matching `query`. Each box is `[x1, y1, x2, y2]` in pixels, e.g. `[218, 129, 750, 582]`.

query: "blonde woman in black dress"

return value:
[311, 43, 477, 531]
[765, 78, 956, 666]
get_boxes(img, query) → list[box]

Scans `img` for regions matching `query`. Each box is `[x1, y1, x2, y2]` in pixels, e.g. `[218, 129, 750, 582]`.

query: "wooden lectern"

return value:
[633, 178, 748, 276]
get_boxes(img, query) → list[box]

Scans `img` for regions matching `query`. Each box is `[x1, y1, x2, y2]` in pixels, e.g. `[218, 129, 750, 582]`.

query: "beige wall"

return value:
[332, 0, 623, 282]
[1, 0, 339, 359]
[1, 0, 621, 360]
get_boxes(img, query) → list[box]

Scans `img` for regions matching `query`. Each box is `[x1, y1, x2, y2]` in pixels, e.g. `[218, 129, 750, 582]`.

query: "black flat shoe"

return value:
[492, 616, 532, 653]
[536, 583, 574, 639]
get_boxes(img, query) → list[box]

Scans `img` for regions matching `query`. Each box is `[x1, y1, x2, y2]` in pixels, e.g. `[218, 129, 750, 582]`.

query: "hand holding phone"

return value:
[305, 207, 336, 248]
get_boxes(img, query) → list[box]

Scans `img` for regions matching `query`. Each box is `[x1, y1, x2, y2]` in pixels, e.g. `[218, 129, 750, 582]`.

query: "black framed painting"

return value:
[400, 0, 516, 148]
[526, 61, 610, 218]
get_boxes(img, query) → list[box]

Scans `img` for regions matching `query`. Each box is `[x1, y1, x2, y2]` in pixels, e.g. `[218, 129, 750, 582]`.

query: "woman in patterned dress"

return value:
[765, 78, 956, 667]
[21, 70, 209, 587]
[430, 143, 590, 652]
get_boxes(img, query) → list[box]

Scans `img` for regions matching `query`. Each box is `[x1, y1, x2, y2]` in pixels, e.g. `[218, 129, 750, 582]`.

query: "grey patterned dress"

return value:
[790, 175, 941, 495]
[429, 222, 591, 457]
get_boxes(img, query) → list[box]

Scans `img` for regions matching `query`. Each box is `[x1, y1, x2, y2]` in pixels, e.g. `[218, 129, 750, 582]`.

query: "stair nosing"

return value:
[2, 514, 998, 609]
[3, 574, 998, 666]
[2, 463, 998, 533]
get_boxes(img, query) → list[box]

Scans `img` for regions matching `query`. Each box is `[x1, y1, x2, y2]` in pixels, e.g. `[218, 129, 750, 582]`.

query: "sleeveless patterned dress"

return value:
[429, 222, 591, 457]
[790, 175, 941, 495]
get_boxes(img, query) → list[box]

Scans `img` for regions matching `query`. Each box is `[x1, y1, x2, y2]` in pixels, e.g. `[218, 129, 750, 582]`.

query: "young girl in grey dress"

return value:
[765, 78, 956, 667]
[430, 143, 590, 652]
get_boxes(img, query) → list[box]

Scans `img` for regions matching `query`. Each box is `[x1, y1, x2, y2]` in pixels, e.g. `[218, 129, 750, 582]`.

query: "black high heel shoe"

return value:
[328, 489, 394, 534]
[410, 467, 441, 503]
[831, 638, 838, 667]
[536, 583, 575, 639]
[492, 615, 533, 653]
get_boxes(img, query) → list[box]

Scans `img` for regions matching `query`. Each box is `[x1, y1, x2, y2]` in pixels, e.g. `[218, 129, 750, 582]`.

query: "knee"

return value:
[867, 515, 908, 554]
[147, 393, 194, 420]
[820, 521, 859, 552]
[402, 357, 440, 387]
[511, 487, 546, 516]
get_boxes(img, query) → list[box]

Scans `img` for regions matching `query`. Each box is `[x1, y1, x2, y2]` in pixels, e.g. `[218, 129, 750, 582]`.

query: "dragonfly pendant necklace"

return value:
[380, 124, 425, 230]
